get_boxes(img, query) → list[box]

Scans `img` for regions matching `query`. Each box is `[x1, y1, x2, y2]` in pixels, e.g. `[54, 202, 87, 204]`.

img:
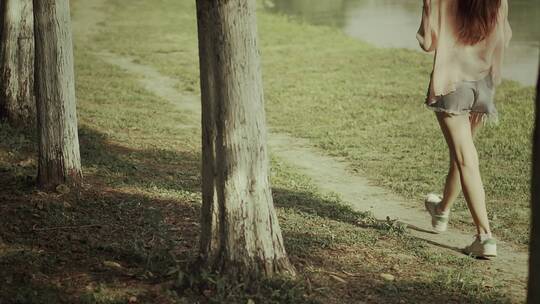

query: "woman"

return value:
[417, 0, 512, 258]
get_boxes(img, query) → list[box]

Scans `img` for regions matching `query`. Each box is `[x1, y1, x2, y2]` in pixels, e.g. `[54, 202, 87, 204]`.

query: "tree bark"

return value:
[196, 0, 296, 280]
[0, 0, 35, 127]
[528, 66, 540, 303]
[33, 0, 82, 189]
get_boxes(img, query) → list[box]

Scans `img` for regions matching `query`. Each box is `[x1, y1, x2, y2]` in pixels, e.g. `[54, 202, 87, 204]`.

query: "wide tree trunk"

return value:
[529, 66, 540, 303]
[196, 0, 296, 280]
[33, 0, 82, 189]
[0, 0, 35, 127]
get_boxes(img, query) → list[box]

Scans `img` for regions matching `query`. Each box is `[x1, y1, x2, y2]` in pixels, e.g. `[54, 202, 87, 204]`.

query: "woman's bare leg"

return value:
[437, 112, 484, 214]
[436, 112, 491, 235]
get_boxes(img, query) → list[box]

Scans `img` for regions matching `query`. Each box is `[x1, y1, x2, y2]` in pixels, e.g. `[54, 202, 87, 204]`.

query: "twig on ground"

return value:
[32, 224, 105, 231]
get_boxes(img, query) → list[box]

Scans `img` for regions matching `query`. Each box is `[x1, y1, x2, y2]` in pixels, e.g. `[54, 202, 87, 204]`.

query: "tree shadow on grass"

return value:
[282, 229, 513, 303]
[272, 187, 513, 304]
[0, 124, 202, 303]
[0, 126, 317, 303]
[0, 183, 200, 303]
[0, 124, 201, 195]
[273, 187, 467, 255]
[78, 127, 201, 194]
[273, 187, 400, 232]
[328, 267, 512, 304]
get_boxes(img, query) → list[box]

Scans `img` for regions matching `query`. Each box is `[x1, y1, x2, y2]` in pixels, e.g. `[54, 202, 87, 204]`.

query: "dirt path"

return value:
[72, 0, 529, 295]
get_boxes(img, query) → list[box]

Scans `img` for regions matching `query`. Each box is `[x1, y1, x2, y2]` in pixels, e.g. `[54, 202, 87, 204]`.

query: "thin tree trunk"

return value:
[196, 0, 296, 279]
[33, 0, 82, 189]
[197, 0, 221, 265]
[0, 0, 35, 127]
[528, 66, 540, 303]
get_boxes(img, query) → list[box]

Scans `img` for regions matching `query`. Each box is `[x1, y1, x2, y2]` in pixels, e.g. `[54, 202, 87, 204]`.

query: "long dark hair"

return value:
[456, 0, 502, 45]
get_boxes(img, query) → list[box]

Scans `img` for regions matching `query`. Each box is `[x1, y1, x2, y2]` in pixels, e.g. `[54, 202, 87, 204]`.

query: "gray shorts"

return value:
[426, 75, 498, 124]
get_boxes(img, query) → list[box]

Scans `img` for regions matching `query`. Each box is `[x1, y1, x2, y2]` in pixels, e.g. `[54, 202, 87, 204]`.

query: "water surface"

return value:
[266, 0, 539, 86]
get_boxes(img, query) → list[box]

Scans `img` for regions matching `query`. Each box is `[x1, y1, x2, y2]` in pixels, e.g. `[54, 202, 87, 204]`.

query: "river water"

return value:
[265, 0, 539, 86]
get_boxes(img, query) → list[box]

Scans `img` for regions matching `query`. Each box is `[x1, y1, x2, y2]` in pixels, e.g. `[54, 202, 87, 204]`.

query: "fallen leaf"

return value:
[329, 274, 347, 283]
[103, 261, 122, 270]
[380, 273, 395, 282]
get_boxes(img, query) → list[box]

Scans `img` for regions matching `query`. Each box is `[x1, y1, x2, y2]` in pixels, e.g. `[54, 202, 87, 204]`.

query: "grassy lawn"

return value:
[0, 55, 518, 301]
[93, 0, 535, 245]
[0, 0, 532, 302]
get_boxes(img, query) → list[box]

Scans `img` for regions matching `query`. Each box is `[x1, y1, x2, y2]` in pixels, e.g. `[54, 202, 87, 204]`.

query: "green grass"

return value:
[92, 0, 535, 246]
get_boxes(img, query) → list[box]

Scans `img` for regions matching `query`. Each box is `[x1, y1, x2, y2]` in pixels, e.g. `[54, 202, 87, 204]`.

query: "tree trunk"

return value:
[529, 66, 540, 303]
[33, 0, 82, 189]
[0, 0, 35, 127]
[196, 0, 296, 280]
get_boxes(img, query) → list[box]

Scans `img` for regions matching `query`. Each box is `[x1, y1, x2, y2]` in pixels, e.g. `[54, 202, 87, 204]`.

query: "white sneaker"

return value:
[463, 234, 497, 258]
[424, 193, 449, 233]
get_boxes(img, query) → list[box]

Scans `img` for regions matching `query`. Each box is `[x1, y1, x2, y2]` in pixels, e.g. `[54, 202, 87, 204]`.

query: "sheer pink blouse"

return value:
[417, 0, 512, 104]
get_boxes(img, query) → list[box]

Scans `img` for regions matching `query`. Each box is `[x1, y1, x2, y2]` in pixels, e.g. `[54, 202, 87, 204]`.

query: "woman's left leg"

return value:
[437, 113, 484, 214]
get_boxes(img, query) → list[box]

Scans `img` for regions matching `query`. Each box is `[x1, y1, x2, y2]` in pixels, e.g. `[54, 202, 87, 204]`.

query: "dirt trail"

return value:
[72, 0, 529, 295]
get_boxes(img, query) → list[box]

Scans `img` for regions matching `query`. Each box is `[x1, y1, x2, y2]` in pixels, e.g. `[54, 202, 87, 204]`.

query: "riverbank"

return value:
[264, 0, 540, 87]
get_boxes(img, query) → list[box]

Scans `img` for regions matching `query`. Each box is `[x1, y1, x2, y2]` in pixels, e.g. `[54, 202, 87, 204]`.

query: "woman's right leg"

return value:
[436, 112, 491, 235]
